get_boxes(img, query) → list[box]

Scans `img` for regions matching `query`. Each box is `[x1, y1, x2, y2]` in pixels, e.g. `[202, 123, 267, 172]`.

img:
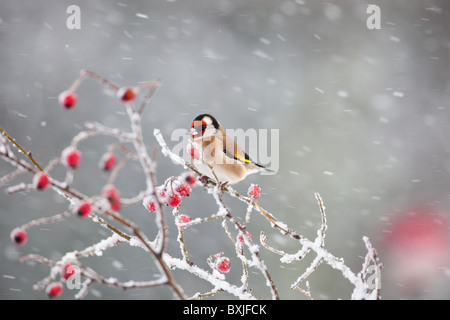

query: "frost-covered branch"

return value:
[154, 130, 382, 300]
[1, 70, 381, 300]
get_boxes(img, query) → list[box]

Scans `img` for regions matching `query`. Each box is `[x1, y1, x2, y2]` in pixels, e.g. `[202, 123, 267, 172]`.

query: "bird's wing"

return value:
[220, 134, 243, 161]
[221, 134, 267, 168]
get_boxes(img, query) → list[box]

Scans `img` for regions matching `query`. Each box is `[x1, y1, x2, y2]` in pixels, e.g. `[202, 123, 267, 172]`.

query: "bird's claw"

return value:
[199, 175, 210, 185]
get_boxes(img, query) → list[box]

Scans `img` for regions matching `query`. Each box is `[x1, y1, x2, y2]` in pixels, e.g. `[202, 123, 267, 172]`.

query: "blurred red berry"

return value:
[216, 257, 230, 273]
[181, 172, 197, 187]
[99, 152, 117, 171]
[59, 91, 77, 109]
[237, 231, 252, 245]
[61, 263, 76, 280]
[46, 282, 63, 298]
[157, 188, 168, 203]
[62, 147, 81, 169]
[188, 142, 201, 160]
[177, 214, 191, 228]
[247, 184, 261, 200]
[33, 172, 50, 190]
[176, 183, 190, 197]
[382, 206, 450, 288]
[10, 228, 27, 245]
[167, 193, 181, 207]
[117, 87, 136, 102]
[102, 185, 121, 211]
[148, 201, 156, 212]
[143, 196, 157, 213]
[76, 200, 92, 218]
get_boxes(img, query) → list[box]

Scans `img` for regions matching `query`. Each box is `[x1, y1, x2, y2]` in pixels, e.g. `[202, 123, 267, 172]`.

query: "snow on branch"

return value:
[0, 70, 381, 300]
[154, 130, 383, 300]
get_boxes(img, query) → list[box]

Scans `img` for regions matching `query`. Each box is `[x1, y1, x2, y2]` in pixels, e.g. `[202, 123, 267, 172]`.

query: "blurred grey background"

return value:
[1, 0, 449, 300]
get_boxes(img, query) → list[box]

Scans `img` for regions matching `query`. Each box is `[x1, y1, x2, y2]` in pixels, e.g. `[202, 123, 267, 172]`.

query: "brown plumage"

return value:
[188, 114, 271, 184]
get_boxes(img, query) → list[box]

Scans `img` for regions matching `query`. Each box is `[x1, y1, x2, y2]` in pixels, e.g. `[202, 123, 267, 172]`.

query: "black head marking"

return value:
[193, 114, 220, 130]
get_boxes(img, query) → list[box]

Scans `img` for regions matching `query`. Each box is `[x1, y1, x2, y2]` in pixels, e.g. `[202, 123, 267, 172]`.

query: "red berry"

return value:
[10, 228, 27, 245]
[76, 200, 92, 218]
[46, 282, 63, 298]
[216, 257, 231, 273]
[176, 214, 191, 228]
[61, 263, 76, 280]
[175, 183, 190, 197]
[102, 185, 121, 211]
[33, 172, 50, 190]
[157, 188, 168, 203]
[247, 184, 261, 200]
[117, 87, 136, 102]
[62, 147, 81, 169]
[187, 142, 201, 160]
[237, 231, 252, 245]
[99, 152, 117, 171]
[167, 193, 181, 207]
[181, 172, 197, 186]
[178, 214, 191, 223]
[147, 201, 156, 212]
[59, 91, 77, 109]
[143, 196, 157, 213]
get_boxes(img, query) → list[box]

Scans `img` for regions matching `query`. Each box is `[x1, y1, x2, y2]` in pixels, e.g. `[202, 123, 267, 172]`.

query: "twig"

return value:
[190, 289, 224, 300]
[0, 168, 25, 187]
[222, 220, 249, 290]
[20, 210, 73, 231]
[174, 206, 191, 265]
[137, 79, 162, 115]
[69, 69, 119, 93]
[212, 187, 280, 300]
[260, 232, 288, 257]
[315, 193, 327, 248]
[294, 281, 313, 300]
[0, 125, 44, 172]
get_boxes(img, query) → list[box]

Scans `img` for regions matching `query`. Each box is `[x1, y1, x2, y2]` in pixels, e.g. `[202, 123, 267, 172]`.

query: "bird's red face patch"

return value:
[191, 119, 207, 138]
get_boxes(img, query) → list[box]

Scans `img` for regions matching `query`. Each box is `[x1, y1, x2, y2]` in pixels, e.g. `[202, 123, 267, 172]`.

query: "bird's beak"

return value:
[186, 128, 198, 136]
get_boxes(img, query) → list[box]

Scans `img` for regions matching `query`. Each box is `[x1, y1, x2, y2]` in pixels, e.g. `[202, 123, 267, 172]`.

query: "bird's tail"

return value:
[254, 162, 275, 174]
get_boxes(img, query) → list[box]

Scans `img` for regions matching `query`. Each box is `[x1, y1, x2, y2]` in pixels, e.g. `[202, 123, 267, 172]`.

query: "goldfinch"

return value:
[187, 114, 272, 184]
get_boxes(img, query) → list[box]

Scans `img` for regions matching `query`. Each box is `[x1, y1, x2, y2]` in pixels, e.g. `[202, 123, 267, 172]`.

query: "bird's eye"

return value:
[191, 119, 208, 137]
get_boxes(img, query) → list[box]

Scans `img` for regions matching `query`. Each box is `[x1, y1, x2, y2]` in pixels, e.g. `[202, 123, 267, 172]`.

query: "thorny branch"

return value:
[154, 127, 383, 300]
[0, 70, 382, 300]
